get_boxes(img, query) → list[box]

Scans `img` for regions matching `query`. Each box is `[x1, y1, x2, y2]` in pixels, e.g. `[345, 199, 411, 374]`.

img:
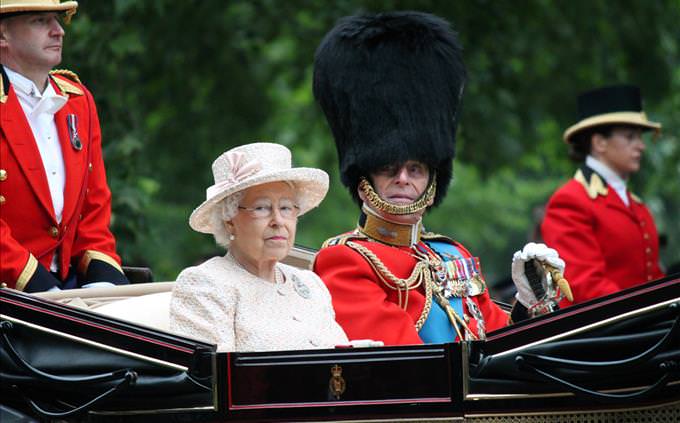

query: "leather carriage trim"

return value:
[227, 397, 451, 410]
[0, 314, 189, 372]
[16, 254, 39, 292]
[574, 168, 608, 200]
[491, 294, 680, 360]
[78, 250, 124, 276]
[0, 296, 195, 357]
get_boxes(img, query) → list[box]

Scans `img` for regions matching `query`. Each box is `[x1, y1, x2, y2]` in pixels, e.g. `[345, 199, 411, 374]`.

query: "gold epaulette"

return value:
[50, 68, 81, 83]
[421, 231, 457, 245]
[574, 168, 608, 200]
[631, 193, 643, 204]
[321, 231, 367, 249]
[0, 73, 7, 103]
[50, 69, 84, 95]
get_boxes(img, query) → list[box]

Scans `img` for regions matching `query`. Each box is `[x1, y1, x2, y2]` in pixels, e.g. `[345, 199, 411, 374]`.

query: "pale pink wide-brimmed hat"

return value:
[189, 142, 329, 234]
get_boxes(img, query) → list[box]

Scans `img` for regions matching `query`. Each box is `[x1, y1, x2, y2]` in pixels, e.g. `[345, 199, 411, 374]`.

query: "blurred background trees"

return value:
[63, 0, 680, 289]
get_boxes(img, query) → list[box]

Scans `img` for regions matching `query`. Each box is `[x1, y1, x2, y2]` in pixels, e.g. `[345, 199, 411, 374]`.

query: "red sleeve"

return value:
[314, 245, 423, 346]
[0, 219, 31, 285]
[69, 87, 124, 282]
[0, 220, 61, 291]
[475, 291, 509, 333]
[541, 186, 620, 304]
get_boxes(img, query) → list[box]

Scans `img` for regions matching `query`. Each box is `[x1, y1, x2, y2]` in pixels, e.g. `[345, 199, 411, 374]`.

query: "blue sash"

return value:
[418, 241, 465, 343]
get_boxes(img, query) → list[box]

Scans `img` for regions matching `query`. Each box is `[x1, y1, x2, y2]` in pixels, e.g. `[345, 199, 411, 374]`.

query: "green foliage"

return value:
[62, 0, 679, 282]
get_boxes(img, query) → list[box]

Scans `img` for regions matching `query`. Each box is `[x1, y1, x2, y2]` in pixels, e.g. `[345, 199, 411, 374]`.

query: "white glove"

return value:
[336, 339, 385, 348]
[47, 285, 62, 292]
[511, 242, 566, 310]
[349, 339, 384, 348]
[81, 281, 116, 289]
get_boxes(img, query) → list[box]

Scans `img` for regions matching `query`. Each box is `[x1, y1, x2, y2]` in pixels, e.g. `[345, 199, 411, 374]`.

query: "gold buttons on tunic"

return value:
[643, 233, 650, 240]
[645, 247, 652, 254]
[49, 226, 59, 238]
[0, 195, 5, 205]
[88, 163, 93, 172]
[0, 169, 7, 181]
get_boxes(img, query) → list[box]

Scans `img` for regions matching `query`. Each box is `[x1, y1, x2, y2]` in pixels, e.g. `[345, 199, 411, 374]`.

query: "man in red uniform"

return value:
[312, 12, 568, 346]
[541, 85, 665, 306]
[1, 0, 128, 292]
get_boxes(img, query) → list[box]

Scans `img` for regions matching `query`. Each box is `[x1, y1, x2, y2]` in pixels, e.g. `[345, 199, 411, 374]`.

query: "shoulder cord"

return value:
[346, 241, 434, 331]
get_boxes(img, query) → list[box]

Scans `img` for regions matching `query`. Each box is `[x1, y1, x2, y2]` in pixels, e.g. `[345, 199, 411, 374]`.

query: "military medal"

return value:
[292, 274, 311, 299]
[67, 114, 82, 151]
[466, 297, 486, 340]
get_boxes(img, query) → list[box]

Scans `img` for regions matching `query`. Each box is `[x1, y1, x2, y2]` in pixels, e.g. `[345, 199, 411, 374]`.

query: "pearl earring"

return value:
[229, 234, 235, 241]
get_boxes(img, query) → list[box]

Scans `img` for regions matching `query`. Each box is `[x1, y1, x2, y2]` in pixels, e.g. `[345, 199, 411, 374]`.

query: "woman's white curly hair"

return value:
[210, 191, 244, 248]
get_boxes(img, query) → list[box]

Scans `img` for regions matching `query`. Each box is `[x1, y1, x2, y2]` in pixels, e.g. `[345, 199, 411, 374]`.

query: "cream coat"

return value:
[169, 255, 348, 352]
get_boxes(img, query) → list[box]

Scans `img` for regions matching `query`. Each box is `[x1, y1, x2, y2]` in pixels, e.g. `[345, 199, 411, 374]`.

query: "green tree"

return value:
[61, 0, 679, 283]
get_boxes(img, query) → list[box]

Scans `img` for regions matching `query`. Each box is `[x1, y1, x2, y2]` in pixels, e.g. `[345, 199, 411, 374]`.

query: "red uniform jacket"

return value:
[0, 67, 127, 292]
[541, 166, 664, 306]
[314, 235, 509, 346]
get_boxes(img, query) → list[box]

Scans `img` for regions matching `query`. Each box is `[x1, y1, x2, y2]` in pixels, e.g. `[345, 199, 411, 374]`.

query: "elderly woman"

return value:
[169, 142, 349, 352]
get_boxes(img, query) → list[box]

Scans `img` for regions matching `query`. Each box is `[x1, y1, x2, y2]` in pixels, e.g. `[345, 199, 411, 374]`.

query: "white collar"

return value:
[586, 155, 629, 205]
[3, 66, 45, 98]
[4, 66, 67, 115]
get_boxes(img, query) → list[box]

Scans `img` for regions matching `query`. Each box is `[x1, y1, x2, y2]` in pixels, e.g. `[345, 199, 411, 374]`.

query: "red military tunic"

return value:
[314, 233, 509, 346]
[541, 166, 664, 306]
[0, 68, 127, 292]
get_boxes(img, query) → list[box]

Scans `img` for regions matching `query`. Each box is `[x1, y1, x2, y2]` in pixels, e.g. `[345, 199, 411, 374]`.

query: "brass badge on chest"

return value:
[292, 274, 311, 299]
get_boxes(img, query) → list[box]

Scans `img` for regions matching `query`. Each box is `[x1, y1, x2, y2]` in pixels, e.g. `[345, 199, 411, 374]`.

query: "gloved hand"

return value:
[81, 281, 116, 289]
[511, 242, 566, 313]
[349, 339, 384, 348]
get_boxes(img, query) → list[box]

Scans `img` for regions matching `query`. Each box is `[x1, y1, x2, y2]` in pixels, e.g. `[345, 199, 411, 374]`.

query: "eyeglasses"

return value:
[238, 202, 300, 219]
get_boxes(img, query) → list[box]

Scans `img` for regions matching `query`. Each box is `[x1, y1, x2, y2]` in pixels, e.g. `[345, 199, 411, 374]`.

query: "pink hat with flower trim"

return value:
[189, 142, 329, 234]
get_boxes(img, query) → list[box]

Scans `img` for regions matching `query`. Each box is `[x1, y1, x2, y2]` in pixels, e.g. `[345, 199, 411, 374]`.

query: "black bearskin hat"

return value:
[313, 11, 466, 207]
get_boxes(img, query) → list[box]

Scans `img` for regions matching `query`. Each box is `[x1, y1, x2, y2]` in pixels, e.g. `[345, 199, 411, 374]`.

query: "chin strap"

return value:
[358, 175, 436, 216]
[358, 205, 422, 247]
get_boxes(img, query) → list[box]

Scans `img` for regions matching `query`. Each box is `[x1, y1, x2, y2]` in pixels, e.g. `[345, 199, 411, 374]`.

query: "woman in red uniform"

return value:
[541, 85, 665, 306]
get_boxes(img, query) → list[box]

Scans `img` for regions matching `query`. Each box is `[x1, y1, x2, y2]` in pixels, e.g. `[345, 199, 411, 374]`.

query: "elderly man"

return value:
[1, 0, 128, 292]
[313, 11, 567, 346]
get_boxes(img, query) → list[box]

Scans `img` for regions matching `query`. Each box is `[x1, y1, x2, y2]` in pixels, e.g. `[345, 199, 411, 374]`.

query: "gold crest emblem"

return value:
[328, 364, 346, 400]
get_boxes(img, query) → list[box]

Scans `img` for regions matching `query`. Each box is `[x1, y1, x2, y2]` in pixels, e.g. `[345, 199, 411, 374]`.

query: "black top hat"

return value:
[563, 85, 660, 143]
[313, 11, 466, 207]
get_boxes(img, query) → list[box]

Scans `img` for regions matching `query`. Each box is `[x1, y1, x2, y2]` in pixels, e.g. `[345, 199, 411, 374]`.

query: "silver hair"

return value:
[211, 191, 245, 248]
